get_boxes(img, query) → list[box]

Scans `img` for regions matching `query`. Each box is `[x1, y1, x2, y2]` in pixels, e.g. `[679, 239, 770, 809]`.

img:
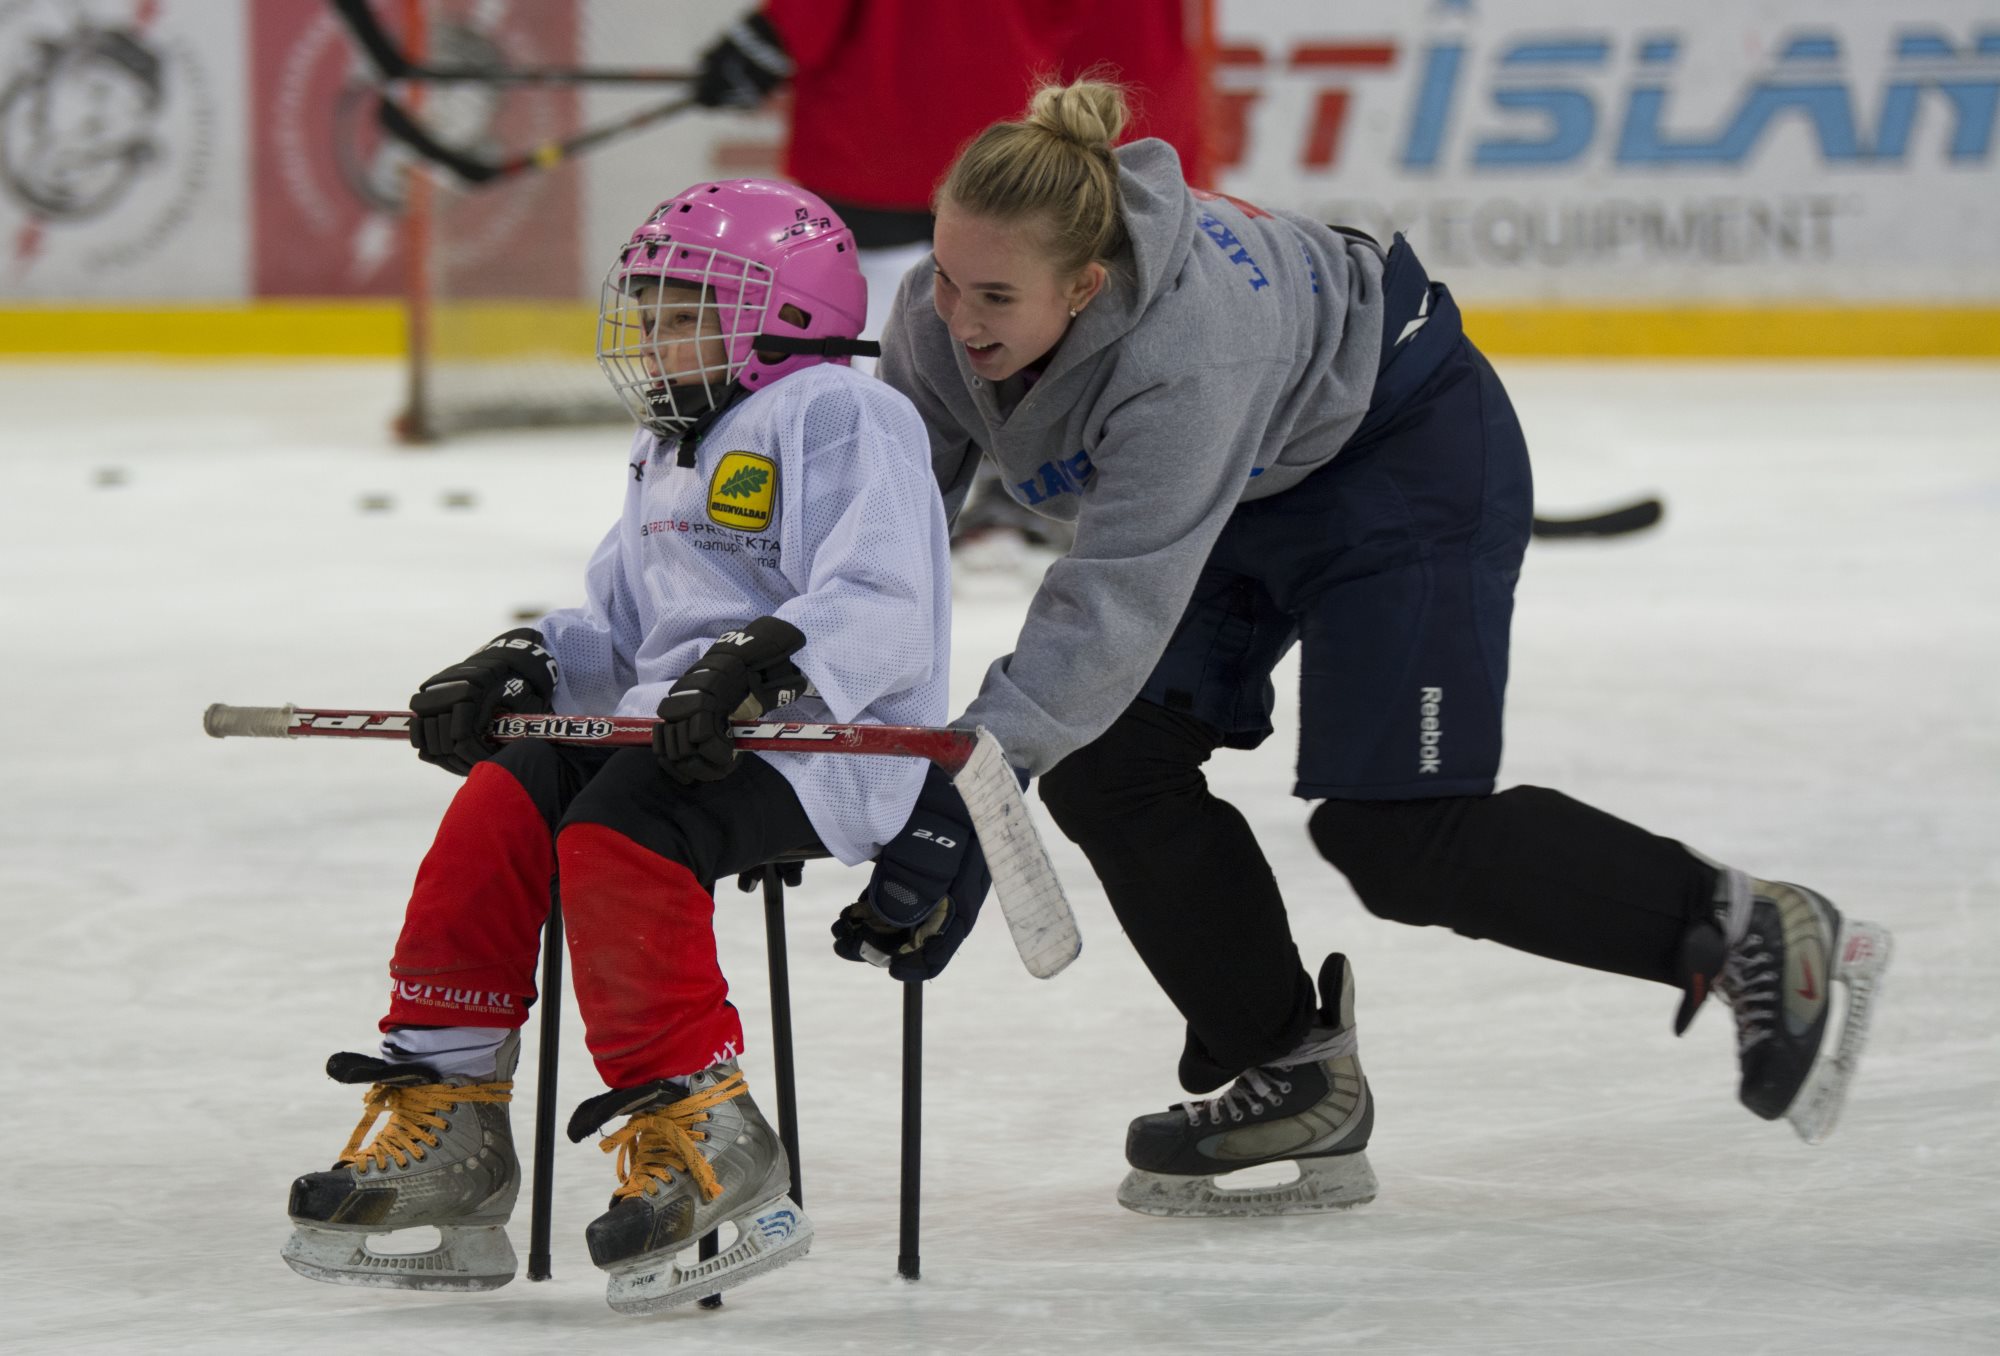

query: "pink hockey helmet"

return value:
[597, 179, 868, 437]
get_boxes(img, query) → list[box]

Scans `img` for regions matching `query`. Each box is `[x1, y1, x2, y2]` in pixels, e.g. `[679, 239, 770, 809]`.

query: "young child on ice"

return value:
[281, 179, 980, 1313]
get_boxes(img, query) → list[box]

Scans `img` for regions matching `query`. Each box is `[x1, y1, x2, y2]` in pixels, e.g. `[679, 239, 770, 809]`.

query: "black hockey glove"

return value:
[693, 10, 791, 109]
[653, 616, 812, 785]
[832, 764, 991, 981]
[408, 628, 559, 776]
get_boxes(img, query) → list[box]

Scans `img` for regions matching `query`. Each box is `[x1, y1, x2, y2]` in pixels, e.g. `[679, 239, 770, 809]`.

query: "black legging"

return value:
[1040, 699, 1716, 1092]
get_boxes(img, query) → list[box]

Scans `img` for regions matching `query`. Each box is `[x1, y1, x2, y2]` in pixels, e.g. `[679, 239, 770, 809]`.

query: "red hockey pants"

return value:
[382, 742, 817, 1088]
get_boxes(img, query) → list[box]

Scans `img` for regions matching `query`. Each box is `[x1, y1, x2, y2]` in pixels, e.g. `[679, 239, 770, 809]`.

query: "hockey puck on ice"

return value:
[358, 493, 395, 513]
[92, 466, 128, 487]
[441, 489, 478, 509]
[511, 605, 545, 622]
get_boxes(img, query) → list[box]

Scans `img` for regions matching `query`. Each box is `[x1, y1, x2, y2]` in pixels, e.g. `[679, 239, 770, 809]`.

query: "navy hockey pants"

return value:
[1041, 244, 1715, 1092]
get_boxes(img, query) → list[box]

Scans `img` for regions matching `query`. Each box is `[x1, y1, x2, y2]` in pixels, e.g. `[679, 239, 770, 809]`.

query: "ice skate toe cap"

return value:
[289, 1173, 397, 1226]
[1124, 1114, 1208, 1174]
[587, 1194, 695, 1270]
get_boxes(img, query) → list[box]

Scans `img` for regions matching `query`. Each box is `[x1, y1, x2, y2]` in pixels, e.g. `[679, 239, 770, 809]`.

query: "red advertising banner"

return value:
[250, 0, 585, 299]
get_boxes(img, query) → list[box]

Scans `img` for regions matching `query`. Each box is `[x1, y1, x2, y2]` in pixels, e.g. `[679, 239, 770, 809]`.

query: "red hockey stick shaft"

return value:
[203, 704, 977, 772]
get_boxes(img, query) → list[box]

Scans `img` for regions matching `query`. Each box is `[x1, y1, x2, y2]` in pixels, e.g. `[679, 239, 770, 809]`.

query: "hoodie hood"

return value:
[1039, 139, 1198, 378]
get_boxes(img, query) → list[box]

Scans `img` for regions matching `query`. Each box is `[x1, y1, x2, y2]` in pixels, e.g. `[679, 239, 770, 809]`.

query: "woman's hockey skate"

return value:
[282, 1033, 520, 1291]
[571, 1060, 811, 1313]
[1118, 953, 1377, 1218]
[1681, 870, 1893, 1144]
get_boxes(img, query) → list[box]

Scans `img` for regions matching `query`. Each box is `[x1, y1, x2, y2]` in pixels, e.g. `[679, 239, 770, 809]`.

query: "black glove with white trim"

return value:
[832, 764, 991, 981]
[408, 628, 559, 776]
[693, 10, 792, 109]
[653, 616, 812, 784]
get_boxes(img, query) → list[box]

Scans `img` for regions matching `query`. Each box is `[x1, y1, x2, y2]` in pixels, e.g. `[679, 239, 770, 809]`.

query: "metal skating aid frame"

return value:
[526, 847, 924, 1294]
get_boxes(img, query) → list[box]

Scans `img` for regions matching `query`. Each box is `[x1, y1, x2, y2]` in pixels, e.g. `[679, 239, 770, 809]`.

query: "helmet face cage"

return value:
[597, 241, 775, 438]
[596, 180, 868, 440]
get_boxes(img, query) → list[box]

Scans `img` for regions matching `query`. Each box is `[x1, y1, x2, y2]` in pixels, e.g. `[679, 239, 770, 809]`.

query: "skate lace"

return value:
[1718, 943, 1779, 1054]
[601, 1070, 748, 1204]
[1712, 870, 1779, 1055]
[338, 1080, 512, 1173]
[1181, 1067, 1288, 1125]
[1177, 1029, 1357, 1126]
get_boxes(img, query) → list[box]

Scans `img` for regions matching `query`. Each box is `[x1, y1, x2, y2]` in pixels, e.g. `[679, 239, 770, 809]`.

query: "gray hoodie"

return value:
[877, 138, 1387, 777]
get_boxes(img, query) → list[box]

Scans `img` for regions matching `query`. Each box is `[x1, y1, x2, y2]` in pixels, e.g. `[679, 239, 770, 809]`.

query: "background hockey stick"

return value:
[1531, 495, 1664, 539]
[331, 0, 692, 84]
[375, 90, 697, 186]
[204, 704, 1080, 980]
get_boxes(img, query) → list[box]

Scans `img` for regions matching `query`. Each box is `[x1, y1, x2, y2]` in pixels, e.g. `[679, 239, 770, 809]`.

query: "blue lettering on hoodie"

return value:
[1196, 212, 1271, 291]
[1016, 447, 1097, 506]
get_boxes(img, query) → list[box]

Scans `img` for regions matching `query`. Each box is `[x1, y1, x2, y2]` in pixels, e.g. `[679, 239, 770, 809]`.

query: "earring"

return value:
[1068, 307, 1080, 318]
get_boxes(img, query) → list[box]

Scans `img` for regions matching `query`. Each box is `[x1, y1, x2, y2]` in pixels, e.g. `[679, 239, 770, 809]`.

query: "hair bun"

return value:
[938, 76, 1133, 277]
[1026, 79, 1130, 154]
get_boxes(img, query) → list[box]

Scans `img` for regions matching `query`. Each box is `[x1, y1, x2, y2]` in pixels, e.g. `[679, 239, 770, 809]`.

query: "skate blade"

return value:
[1787, 918, 1893, 1145]
[1117, 1152, 1378, 1219]
[280, 1221, 516, 1291]
[604, 1195, 812, 1314]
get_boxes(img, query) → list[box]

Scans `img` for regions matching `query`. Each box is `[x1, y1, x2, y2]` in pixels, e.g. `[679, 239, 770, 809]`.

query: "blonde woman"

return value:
[877, 79, 1891, 1218]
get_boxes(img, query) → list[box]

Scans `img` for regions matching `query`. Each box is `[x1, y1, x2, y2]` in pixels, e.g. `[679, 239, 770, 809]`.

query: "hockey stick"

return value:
[1531, 496, 1664, 540]
[375, 90, 696, 186]
[330, 0, 692, 85]
[204, 704, 1080, 980]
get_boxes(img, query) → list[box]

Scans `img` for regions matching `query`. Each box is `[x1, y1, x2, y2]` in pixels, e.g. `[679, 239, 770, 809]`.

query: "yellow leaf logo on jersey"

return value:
[707, 451, 777, 533]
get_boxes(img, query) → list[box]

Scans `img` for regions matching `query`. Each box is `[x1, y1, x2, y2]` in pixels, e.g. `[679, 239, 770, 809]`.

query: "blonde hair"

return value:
[938, 77, 1132, 278]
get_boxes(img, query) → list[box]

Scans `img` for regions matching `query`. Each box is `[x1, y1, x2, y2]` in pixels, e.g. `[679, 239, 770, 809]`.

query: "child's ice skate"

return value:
[282, 1031, 520, 1290]
[1119, 953, 1377, 1218]
[1677, 869, 1892, 1143]
[570, 1059, 811, 1313]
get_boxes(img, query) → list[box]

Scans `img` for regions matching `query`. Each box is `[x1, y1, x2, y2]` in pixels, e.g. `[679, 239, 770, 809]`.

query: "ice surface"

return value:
[1, 361, 1995, 1354]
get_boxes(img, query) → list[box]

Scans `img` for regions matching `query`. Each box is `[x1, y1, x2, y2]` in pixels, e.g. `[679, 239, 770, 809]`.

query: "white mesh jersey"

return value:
[536, 364, 952, 865]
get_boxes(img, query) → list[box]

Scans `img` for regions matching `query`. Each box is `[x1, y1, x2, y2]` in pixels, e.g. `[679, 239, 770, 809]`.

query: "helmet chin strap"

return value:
[645, 335, 880, 463]
[657, 381, 753, 466]
[645, 378, 718, 426]
[750, 334, 882, 359]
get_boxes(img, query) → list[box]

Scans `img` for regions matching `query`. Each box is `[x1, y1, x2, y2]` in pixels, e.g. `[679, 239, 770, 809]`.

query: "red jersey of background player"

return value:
[765, 0, 1213, 210]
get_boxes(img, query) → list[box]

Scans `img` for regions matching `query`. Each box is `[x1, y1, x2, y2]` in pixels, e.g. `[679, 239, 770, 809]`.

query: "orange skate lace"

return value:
[600, 1070, 749, 1204]
[337, 1080, 512, 1173]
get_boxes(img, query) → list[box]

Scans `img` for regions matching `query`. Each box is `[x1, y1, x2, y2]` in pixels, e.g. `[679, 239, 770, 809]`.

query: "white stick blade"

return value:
[956, 729, 1080, 979]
